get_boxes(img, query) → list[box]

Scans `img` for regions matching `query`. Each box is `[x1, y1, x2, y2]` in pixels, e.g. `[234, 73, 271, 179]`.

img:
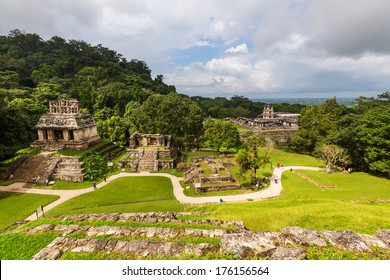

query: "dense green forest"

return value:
[0, 30, 389, 178]
[0, 30, 186, 158]
[287, 94, 390, 178]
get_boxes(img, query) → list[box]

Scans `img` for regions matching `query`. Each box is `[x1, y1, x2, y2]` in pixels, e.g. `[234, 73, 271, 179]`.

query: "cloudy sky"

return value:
[1, 0, 390, 99]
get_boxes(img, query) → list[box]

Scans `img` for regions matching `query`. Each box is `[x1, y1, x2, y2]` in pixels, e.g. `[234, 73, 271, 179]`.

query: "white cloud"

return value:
[273, 34, 308, 54]
[225, 43, 249, 54]
[1, 0, 390, 97]
[99, 7, 156, 37]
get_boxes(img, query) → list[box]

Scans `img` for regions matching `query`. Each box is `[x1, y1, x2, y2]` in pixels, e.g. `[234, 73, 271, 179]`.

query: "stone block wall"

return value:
[52, 156, 84, 182]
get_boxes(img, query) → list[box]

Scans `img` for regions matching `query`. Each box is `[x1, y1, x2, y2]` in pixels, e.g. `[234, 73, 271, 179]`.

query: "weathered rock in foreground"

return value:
[26, 213, 390, 260]
[321, 230, 372, 252]
[220, 230, 276, 259]
[376, 230, 390, 246]
[282, 227, 327, 247]
[270, 247, 306, 260]
[33, 237, 217, 260]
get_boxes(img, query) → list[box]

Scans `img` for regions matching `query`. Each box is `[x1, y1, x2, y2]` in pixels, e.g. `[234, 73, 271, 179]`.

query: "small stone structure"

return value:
[230, 103, 300, 145]
[31, 99, 101, 151]
[129, 133, 172, 149]
[184, 156, 240, 192]
[120, 133, 177, 172]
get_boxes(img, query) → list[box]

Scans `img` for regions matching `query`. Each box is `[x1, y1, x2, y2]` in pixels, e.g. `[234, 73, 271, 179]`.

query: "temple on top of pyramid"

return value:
[31, 99, 101, 150]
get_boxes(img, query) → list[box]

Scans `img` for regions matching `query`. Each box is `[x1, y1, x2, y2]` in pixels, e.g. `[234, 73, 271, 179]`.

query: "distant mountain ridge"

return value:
[252, 97, 356, 106]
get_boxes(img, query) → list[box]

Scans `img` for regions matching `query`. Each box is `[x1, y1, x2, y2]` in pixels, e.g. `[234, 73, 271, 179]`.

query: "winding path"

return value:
[0, 166, 321, 221]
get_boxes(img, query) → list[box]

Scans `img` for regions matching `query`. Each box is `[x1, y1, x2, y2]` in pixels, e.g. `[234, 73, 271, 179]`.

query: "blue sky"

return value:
[1, 0, 390, 99]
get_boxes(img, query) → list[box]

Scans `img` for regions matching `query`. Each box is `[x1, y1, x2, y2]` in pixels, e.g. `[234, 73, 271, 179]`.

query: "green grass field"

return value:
[194, 171, 390, 234]
[0, 192, 59, 230]
[0, 148, 389, 260]
[34, 180, 94, 190]
[0, 232, 58, 260]
[46, 177, 184, 216]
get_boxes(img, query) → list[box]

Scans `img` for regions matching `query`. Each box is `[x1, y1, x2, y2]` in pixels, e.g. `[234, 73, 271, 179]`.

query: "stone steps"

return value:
[52, 156, 84, 182]
[137, 150, 158, 171]
[12, 212, 390, 260]
[24, 224, 229, 239]
[12, 154, 59, 183]
[55, 212, 245, 229]
[33, 237, 217, 260]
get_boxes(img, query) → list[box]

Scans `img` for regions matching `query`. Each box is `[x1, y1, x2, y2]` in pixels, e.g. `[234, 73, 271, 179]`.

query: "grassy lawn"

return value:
[0, 192, 59, 230]
[46, 177, 184, 216]
[0, 180, 14, 186]
[193, 171, 390, 234]
[265, 147, 324, 167]
[181, 149, 218, 163]
[34, 180, 94, 190]
[0, 232, 58, 259]
[294, 170, 390, 201]
[198, 161, 213, 177]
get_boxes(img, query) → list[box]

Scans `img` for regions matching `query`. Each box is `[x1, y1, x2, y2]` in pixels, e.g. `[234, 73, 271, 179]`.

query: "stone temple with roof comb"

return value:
[31, 99, 101, 151]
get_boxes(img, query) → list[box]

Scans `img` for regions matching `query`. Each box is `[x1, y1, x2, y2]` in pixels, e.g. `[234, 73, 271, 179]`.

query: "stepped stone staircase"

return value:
[52, 156, 84, 182]
[137, 150, 158, 172]
[11, 153, 85, 183]
[12, 154, 60, 184]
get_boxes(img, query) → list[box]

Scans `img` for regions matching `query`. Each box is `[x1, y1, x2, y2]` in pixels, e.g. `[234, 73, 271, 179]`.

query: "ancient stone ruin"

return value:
[11, 100, 102, 183]
[120, 133, 177, 172]
[184, 156, 240, 192]
[230, 103, 300, 145]
[31, 99, 101, 151]
[12, 212, 389, 260]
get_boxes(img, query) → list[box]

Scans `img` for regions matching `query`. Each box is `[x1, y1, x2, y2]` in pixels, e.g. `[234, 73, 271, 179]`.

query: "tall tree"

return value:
[288, 98, 347, 153]
[125, 93, 204, 149]
[314, 144, 351, 171]
[355, 105, 390, 178]
[203, 118, 241, 152]
[235, 134, 269, 183]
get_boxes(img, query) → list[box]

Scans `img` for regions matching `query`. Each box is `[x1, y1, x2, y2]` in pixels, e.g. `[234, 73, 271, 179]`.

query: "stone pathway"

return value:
[0, 166, 321, 221]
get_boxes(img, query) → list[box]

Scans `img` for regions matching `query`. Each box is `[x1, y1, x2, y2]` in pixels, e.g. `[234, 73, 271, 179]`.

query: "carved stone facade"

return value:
[31, 99, 101, 151]
[261, 103, 275, 119]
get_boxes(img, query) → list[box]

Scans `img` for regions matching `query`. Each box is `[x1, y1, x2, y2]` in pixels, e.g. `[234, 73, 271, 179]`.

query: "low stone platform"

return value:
[12, 212, 390, 260]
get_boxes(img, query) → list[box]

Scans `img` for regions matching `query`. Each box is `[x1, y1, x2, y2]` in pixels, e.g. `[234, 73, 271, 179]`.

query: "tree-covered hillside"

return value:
[0, 30, 181, 158]
[287, 94, 390, 178]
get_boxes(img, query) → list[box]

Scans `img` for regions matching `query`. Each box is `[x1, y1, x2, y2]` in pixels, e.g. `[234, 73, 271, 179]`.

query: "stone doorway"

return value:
[68, 130, 74, 140]
[54, 130, 64, 140]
